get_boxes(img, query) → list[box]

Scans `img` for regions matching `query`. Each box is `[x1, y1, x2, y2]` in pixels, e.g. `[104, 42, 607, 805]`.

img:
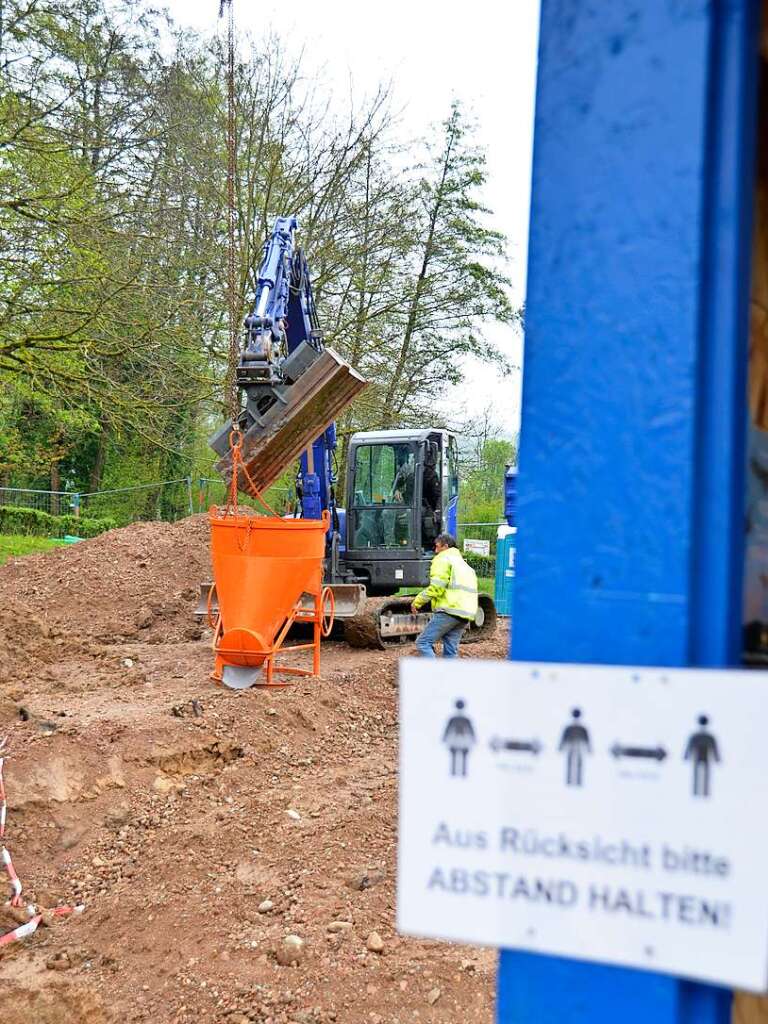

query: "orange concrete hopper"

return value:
[208, 508, 335, 689]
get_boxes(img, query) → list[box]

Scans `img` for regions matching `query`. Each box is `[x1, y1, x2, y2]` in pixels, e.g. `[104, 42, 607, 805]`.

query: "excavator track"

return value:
[343, 597, 410, 649]
[344, 594, 497, 650]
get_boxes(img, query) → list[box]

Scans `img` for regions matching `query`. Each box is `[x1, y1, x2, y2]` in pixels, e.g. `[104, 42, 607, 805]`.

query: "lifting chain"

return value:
[220, 0, 240, 425]
[217, 2, 277, 525]
[226, 428, 278, 519]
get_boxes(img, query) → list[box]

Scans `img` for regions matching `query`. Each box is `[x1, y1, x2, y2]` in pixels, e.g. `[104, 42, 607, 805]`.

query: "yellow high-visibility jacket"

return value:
[413, 547, 478, 620]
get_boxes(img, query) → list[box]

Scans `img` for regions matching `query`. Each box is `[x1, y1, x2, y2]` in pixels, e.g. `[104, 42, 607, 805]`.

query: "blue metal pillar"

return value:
[499, 1, 758, 1021]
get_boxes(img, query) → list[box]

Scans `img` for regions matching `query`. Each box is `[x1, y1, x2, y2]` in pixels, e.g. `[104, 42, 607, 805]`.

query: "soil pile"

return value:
[0, 516, 211, 653]
[0, 518, 504, 1022]
[0, 632, 501, 1024]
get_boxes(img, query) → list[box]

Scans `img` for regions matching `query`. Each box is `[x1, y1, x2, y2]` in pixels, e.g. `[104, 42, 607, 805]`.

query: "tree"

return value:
[460, 437, 517, 523]
[0, 1, 216, 489]
[0, 4, 520, 517]
[375, 102, 518, 426]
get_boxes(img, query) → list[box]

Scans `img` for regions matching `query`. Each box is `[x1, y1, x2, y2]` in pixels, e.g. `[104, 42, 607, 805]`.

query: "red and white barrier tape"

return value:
[0, 914, 42, 948]
[0, 744, 7, 840]
[1, 847, 22, 905]
[0, 737, 84, 948]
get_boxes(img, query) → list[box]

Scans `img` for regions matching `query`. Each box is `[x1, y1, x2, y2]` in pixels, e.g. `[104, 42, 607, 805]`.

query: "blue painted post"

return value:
[498, 2, 758, 1022]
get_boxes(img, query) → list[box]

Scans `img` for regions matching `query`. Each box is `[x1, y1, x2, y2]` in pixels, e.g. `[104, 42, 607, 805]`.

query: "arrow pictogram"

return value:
[490, 737, 542, 755]
[611, 743, 667, 762]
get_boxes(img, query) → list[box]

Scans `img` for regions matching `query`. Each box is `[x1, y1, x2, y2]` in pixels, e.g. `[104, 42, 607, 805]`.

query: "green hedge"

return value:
[0, 505, 116, 539]
[462, 552, 495, 576]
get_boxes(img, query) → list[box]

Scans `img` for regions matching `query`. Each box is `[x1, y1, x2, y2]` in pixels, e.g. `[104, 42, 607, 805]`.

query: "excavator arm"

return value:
[209, 217, 366, 505]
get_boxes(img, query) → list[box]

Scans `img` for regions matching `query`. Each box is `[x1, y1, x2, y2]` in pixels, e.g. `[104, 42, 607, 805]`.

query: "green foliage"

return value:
[0, 505, 116, 538]
[0, 2, 521, 509]
[0, 535, 67, 565]
[460, 437, 517, 523]
[399, 576, 495, 598]
[461, 552, 495, 578]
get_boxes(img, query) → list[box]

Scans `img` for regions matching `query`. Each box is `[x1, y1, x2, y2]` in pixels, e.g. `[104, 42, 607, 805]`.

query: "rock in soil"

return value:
[276, 935, 306, 966]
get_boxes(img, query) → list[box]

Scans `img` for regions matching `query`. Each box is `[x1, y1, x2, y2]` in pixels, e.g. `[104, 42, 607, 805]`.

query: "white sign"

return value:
[463, 538, 490, 557]
[398, 659, 768, 991]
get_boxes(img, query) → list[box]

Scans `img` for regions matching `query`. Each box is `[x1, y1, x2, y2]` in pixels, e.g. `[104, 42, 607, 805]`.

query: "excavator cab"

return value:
[344, 429, 458, 595]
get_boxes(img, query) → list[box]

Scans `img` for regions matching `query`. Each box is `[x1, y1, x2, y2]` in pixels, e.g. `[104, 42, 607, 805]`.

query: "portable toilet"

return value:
[503, 463, 517, 526]
[494, 466, 517, 616]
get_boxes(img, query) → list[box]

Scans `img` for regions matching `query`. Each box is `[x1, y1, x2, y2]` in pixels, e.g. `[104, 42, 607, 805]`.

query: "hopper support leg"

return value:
[211, 588, 332, 689]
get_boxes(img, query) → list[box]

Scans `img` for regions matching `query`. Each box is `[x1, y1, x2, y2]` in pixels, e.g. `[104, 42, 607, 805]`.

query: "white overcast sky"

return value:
[165, 0, 541, 437]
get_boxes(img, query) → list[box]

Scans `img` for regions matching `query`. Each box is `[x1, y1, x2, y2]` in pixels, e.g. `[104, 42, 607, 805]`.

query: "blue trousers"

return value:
[415, 611, 468, 658]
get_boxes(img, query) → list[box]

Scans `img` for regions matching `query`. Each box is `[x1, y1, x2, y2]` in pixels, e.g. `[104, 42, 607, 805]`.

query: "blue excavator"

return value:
[205, 216, 496, 648]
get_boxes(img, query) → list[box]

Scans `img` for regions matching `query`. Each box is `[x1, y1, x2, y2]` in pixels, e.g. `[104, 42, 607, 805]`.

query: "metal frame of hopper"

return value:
[209, 584, 335, 688]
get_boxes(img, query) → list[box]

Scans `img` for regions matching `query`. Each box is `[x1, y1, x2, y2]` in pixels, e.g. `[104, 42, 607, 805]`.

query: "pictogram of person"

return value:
[442, 700, 476, 777]
[684, 714, 720, 798]
[559, 708, 591, 787]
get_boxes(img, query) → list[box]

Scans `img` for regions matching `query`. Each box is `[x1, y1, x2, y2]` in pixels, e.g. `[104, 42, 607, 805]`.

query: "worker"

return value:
[411, 533, 478, 657]
[393, 454, 415, 546]
[422, 443, 441, 512]
[394, 444, 440, 509]
[421, 443, 441, 546]
[392, 454, 415, 504]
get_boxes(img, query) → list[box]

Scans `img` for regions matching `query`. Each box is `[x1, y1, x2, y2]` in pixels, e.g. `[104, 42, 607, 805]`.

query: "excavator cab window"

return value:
[351, 443, 415, 549]
[447, 436, 459, 502]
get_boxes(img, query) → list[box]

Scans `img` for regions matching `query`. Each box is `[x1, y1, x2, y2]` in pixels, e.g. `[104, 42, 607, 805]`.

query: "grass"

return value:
[0, 534, 67, 566]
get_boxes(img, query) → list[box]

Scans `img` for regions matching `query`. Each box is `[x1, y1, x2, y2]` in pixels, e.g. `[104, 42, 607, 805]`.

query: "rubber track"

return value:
[344, 596, 401, 649]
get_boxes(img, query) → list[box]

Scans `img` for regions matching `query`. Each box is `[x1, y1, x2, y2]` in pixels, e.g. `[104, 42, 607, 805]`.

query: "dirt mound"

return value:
[2, 975, 107, 1024]
[0, 516, 210, 651]
[0, 513, 503, 1022]
[0, 634, 499, 1024]
[0, 604, 76, 693]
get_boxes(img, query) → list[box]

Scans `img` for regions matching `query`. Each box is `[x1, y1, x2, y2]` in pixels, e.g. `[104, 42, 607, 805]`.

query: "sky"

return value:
[164, 0, 541, 438]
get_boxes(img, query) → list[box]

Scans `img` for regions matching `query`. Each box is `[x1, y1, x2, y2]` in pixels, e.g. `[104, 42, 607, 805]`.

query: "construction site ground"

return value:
[0, 516, 506, 1024]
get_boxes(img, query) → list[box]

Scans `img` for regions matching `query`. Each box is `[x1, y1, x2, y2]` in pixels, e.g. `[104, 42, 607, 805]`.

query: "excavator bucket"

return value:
[215, 347, 367, 495]
[209, 508, 330, 688]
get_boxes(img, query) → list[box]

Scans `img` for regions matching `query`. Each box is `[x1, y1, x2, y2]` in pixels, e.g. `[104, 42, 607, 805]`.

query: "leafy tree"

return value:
[460, 438, 517, 522]
[376, 102, 518, 426]
[0, 2, 520, 520]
